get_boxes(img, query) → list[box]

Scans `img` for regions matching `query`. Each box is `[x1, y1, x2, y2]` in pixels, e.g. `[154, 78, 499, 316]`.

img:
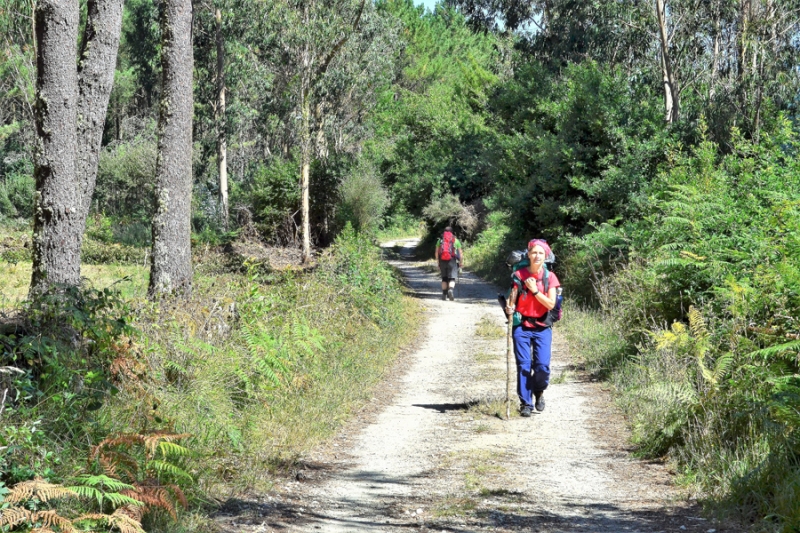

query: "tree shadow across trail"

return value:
[396, 266, 494, 305]
[213, 481, 729, 533]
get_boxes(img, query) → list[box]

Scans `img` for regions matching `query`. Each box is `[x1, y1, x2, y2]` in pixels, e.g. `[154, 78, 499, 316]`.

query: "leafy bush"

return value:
[337, 164, 389, 234]
[243, 157, 300, 243]
[560, 127, 800, 530]
[0, 172, 34, 220]
[0, 285, 137, 484]
[95, 136, 157, 223]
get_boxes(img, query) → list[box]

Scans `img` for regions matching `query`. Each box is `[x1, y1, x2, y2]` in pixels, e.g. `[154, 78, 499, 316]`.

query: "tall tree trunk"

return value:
[737, 0, 750, 81]
[300, 85, 312, 263]
[30, 0, 81, 293]
[76, 0, 125, 227]
[215, 8, 228, 231]
[710, 3, 720, 100]
[149, 0, 194, 297]
[656, 0, 678, 123]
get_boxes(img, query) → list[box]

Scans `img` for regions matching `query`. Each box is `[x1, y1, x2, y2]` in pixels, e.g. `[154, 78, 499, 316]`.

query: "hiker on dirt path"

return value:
[435, 226, 464, 301]
[505, 239, 560, 417]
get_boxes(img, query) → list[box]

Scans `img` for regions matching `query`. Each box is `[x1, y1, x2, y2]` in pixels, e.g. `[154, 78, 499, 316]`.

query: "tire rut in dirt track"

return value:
[215, 240, 740, 533]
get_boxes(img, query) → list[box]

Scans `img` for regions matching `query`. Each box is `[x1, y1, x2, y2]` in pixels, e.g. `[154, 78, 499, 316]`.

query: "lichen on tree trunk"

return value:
[149, 0, 194, 297]
[30, 0, 82, 293]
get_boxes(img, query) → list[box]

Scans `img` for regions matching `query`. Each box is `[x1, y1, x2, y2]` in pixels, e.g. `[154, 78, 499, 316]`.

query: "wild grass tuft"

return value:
[474, 315, 503, 339]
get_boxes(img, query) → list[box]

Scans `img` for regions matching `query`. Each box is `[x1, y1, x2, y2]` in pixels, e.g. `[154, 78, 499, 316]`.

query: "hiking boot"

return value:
[534, 393, 545, 412]
[520, 405, 533, 417]
[442, 290, 447, 300]
[447, 288, 454, 301]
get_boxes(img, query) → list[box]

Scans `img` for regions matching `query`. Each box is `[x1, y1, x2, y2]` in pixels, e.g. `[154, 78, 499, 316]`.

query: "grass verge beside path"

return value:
[0, 228, 422, 532]
[559, 306, 800, 533]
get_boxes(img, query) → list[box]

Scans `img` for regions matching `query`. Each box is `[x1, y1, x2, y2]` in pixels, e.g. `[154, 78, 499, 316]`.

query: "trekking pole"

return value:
[506, 314, 513, 420]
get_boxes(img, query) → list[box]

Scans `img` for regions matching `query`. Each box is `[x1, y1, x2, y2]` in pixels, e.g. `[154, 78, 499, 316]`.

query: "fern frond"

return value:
[124, 487, 177, 519]
[748, 339, 800, 359]
[74, 512, 107, 522]
[680, 250, 707, 261]
[157, 441, 192, 458]
[95, 434, 147, 452]
[96, 449, 139, 478]
[168, 484, 189, 509]
[243, 325, 288, 385]
[115, 503, 144, 522]
[34, 510, 75, 532]
[104, 492, 144, 508]
[70, 474, 136, 492]
[0, 507, 34, 528]
[6, 478, 78, 503]
[698, 355, 715, 384]
[107, 510, 146, 533]
[654, 257, 692, 269]
[65, 485, 103, 508]
[713, 352, 734, 383]
[143, 433, 191, 459]
[688, 306, 708, 340]
[636, 380, 697, 408]
[147, 459, 193, 483]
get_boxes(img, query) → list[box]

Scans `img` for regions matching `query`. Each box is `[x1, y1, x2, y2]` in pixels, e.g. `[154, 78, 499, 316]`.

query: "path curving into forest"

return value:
[215, 240, 736, 533]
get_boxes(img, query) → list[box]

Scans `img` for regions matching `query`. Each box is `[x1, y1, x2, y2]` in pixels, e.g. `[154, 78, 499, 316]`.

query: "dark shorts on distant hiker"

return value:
[439, 258, 459, 281]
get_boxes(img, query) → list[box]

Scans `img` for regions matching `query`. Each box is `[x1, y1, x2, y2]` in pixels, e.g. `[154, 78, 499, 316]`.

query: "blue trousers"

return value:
[513, 325, 552, 407]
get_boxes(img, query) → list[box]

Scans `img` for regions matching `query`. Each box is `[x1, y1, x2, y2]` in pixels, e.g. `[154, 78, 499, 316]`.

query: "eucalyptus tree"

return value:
[242, 0, 399, 261]
[30, 0, 124, 294]
[148, 0, 194, 296]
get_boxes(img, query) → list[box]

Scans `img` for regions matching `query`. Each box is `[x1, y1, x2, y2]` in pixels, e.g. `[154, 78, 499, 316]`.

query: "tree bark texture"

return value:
[30, 0, 82, 292]
[215, 8, 229, 231]
[149, 0, 194, 297]
[656, 0, 678, 123]
[76, 0, 125, 226]
[301, 89, 312, 263]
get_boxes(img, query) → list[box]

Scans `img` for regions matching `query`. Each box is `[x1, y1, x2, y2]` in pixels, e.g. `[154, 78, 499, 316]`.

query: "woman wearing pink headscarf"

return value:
[504, 239, 560, 417]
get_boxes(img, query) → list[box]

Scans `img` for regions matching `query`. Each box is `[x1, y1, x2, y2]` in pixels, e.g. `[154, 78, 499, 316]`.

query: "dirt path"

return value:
[215, 240, 737, 533]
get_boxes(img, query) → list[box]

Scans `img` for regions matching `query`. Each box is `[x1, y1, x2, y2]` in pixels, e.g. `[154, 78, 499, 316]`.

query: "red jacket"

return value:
[513, 267, 560, 326]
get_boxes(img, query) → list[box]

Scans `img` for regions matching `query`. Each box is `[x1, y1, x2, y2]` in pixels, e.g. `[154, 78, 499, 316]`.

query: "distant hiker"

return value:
[435, 226, 464, 301]
[504, 239, 560, 417]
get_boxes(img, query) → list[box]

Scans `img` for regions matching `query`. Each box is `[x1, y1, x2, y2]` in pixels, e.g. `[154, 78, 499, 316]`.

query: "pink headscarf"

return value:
[528, 239, 554, 262]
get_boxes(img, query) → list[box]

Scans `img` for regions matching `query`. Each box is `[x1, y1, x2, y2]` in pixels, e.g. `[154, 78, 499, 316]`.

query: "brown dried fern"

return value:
[34, 510, 75, 532]
[0, 507, 34, 528]
[74, 509, 145, 533]
[5, 477, 78, 503]
[0, 508, 76, 532]
[95, 431, 191, 460]
[108, 506, 146, 533]
[115, 503, 144, 522]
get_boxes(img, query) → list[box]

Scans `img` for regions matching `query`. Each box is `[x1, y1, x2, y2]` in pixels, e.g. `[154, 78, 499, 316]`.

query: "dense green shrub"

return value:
[561, 127, 800, 530]
[337, 165, 389, 234]
[0, 285, 135, 484]
[94, 135, 157, 223]
[241, 157, 300, 242]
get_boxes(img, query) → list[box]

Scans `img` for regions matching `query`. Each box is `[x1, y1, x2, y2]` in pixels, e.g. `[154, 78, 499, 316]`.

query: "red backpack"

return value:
[440, 231, 455, 261]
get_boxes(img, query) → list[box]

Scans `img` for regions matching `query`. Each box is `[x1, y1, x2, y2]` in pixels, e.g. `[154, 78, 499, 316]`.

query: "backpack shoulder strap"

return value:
[542, 264, 550, 293]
